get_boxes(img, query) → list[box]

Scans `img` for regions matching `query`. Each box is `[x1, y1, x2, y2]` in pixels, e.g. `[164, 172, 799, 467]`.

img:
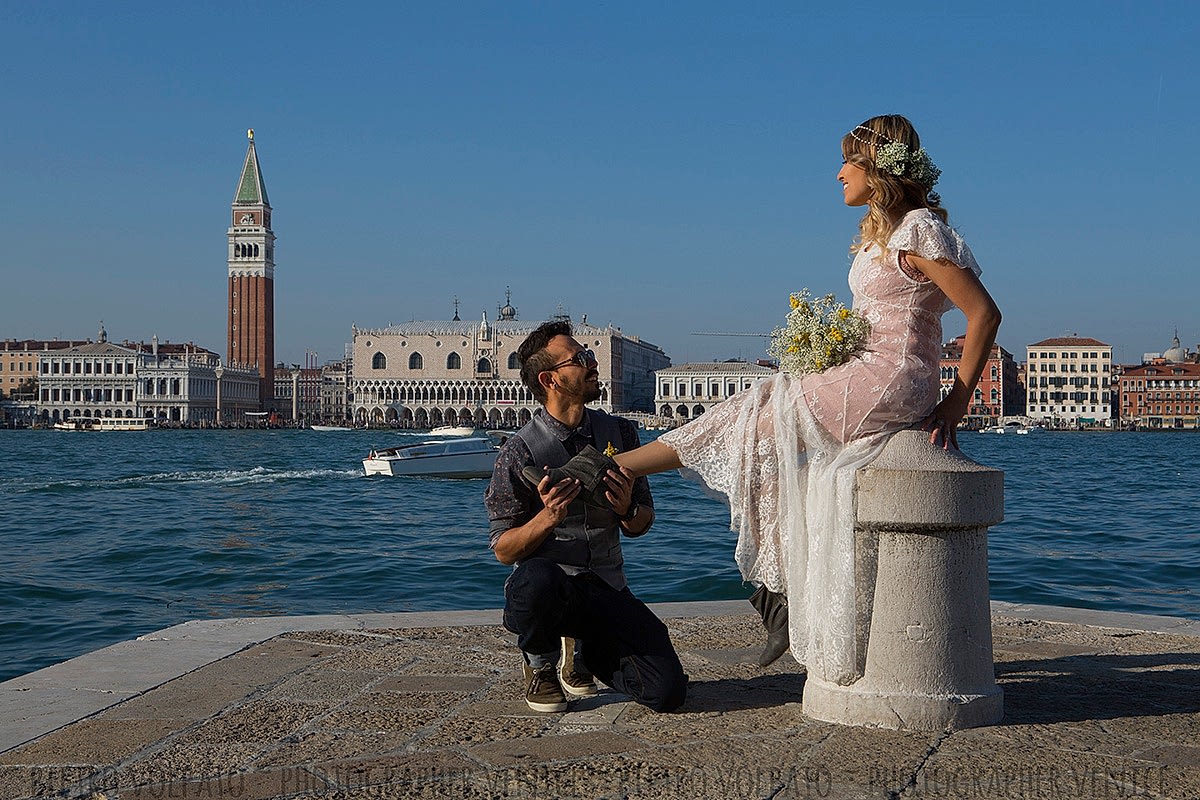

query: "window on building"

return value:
[662, 383, 670, 397]
[446, 352, 461, 370]
[372, 352, 386, 370]
[476, 357, 491, 373]
[508, 352, 520, 370]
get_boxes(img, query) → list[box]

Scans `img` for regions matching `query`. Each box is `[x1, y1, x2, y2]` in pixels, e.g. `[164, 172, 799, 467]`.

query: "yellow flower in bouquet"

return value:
[768, 290, 870, 376]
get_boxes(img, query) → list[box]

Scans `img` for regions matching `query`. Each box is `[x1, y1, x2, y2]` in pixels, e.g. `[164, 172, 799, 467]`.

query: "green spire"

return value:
[234, 129, 270, 207]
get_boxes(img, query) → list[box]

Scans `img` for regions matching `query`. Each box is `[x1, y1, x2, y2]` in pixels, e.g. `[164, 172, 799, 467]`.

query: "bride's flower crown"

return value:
[849, 125, 941, 188]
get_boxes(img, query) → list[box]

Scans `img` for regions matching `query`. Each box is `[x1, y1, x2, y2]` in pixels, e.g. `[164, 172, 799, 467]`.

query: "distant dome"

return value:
[497, 287, 518, 321]
[1163, 333, 1187, 363]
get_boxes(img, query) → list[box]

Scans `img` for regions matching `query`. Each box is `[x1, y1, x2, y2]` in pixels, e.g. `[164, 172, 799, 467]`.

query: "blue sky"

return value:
[2, 2, 1197, 366]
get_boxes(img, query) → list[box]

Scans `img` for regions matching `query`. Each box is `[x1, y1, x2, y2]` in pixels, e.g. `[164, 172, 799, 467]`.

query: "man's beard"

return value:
[559, 371, 601, 403]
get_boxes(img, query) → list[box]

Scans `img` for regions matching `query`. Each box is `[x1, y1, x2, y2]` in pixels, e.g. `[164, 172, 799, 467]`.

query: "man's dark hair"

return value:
[518, 320, 573, 404]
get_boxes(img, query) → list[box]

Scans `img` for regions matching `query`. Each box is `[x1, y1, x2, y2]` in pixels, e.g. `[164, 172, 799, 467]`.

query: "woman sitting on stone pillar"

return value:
[549, 115, 1001, 684]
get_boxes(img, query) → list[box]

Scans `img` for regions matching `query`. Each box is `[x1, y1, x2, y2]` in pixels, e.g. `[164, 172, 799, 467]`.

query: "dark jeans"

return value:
[503, 558, 688, 712]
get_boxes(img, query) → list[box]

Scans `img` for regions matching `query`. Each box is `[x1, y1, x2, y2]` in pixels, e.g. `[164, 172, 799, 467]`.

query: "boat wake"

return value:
[11, 467, 363, 494]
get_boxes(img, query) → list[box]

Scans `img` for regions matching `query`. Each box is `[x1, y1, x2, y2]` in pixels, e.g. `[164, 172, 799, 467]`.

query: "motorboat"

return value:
[52, 420, 92, 431]
[429, 424, 477, 437]
[311, 425, 355, 431]
[363, 436, 499, 477]
[980, 421, 1036, 435]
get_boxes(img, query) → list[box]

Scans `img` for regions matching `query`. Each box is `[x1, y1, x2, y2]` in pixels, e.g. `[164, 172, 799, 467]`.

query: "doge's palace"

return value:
[351, 296, 669, 428]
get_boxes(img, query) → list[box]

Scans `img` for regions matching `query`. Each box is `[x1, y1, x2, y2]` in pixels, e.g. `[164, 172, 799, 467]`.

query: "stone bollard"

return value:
[801, 429, 1005, 731]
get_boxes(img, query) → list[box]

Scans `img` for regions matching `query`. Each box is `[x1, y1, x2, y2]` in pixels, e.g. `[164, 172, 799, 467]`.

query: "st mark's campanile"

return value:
[227, 129, 275, 407]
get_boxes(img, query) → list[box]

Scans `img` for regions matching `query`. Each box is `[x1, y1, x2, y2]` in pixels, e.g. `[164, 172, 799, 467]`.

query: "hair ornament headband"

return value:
[850, 125, 941, 188]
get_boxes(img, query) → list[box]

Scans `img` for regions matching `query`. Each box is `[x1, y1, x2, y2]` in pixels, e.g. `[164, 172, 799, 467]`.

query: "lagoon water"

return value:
[1, 428, 1196, 683]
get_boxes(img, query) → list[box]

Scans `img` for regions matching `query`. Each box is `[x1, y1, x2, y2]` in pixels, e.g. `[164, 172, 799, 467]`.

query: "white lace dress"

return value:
[660, 208, 982, 684]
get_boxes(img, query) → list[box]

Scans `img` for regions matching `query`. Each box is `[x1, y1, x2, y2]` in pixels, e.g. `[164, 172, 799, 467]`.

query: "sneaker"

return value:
[523, 663, 569, 712]
[559, 637, 598, 698]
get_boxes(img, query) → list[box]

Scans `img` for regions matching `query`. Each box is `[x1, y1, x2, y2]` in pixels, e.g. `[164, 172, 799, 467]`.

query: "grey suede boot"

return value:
[748, 585, 789, 667]
[520, 445, 619, 509]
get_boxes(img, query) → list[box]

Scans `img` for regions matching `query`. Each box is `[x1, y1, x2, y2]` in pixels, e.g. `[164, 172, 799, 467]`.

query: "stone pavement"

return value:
[2, 600, 1199, 800]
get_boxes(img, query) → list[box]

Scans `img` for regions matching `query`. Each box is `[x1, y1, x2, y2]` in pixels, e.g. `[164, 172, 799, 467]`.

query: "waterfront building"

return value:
[37, 329, 141, 422]
[227, 129, 275, 407]
[2, 339, 89, 422]
[1117, 334, 1200, 429]
[273, 365, 324, 422]
[2, 339, 89, 397]
[1014, 361, 1028, 415]
[138, 339, 259, 424]
[938, 336, 1022, 426]
[1025, 336, 1113, 427]
[654, 361, 776, 421]
[36, 327, 259, 424]
[319, 360, 351, 422]
[351, 299, 669, 427]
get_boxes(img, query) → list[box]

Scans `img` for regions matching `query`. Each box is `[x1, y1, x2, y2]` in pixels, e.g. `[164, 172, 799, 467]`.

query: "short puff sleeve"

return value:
[888, 209, 982, 281]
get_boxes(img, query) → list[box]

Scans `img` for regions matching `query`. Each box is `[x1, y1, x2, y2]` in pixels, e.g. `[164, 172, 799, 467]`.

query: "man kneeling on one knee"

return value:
[485, 321, 688, 713]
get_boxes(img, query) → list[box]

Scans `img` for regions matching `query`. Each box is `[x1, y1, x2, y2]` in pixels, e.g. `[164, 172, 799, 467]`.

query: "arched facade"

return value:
[350, 315, 670, 428]
[655, 361, 777, 422]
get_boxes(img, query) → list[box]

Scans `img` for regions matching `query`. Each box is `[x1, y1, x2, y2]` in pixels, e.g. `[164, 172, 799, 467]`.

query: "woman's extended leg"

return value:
[613, 440, 682, 477]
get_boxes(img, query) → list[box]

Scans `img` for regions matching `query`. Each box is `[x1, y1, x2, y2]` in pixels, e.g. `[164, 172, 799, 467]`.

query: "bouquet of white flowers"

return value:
[768, 290, 871, 376]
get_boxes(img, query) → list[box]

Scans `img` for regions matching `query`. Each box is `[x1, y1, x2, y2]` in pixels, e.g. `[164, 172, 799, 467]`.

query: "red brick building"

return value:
[1117, 362, 1200, 429]
[939, 335, 1022, 426]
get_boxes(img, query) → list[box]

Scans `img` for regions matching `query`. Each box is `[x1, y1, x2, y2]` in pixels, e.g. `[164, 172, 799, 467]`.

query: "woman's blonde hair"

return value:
[841, 114, 948, 255]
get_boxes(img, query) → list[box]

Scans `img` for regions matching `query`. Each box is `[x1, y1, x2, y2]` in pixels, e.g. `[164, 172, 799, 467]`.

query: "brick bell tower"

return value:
[227, 129, 275, 407]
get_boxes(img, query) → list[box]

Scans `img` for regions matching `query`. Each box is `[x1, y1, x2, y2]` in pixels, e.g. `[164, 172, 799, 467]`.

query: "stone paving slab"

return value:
[1, 603, 1198, 799]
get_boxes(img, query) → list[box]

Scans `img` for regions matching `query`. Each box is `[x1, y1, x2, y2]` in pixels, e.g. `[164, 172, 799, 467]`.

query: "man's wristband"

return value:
[618, 502, 640, 522]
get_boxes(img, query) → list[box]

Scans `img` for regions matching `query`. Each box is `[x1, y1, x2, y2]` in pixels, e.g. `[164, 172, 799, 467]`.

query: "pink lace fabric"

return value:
[660, 208, 981, 684]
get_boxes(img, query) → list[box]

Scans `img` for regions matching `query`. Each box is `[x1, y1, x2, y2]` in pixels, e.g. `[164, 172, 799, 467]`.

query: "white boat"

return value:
[96, 418, 150, 431]
[980, 421, 1036, 435]
[53, 420, 92, 431]
[363, 436, 498, 477]
[311, 425, 355, 431]
[429, 424, 477, 437]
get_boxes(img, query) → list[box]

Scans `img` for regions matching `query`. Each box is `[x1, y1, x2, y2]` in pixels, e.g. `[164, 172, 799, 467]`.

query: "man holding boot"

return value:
[485, 320, 687, 713]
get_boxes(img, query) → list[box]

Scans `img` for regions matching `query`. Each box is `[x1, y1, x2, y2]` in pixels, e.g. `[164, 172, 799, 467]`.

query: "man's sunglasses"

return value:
[546, 349, 597, 371]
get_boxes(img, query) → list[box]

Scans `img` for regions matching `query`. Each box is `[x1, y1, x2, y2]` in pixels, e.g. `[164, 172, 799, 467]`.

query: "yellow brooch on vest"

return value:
[603, 441, 618, 457]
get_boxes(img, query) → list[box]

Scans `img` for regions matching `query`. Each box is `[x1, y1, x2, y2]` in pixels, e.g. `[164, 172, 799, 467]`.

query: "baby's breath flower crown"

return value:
[768, 290, 871, 376]
[849, 125, 941, 188]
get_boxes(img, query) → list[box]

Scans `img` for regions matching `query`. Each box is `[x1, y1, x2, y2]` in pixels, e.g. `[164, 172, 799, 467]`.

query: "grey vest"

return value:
[515, 410, 627, 591]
